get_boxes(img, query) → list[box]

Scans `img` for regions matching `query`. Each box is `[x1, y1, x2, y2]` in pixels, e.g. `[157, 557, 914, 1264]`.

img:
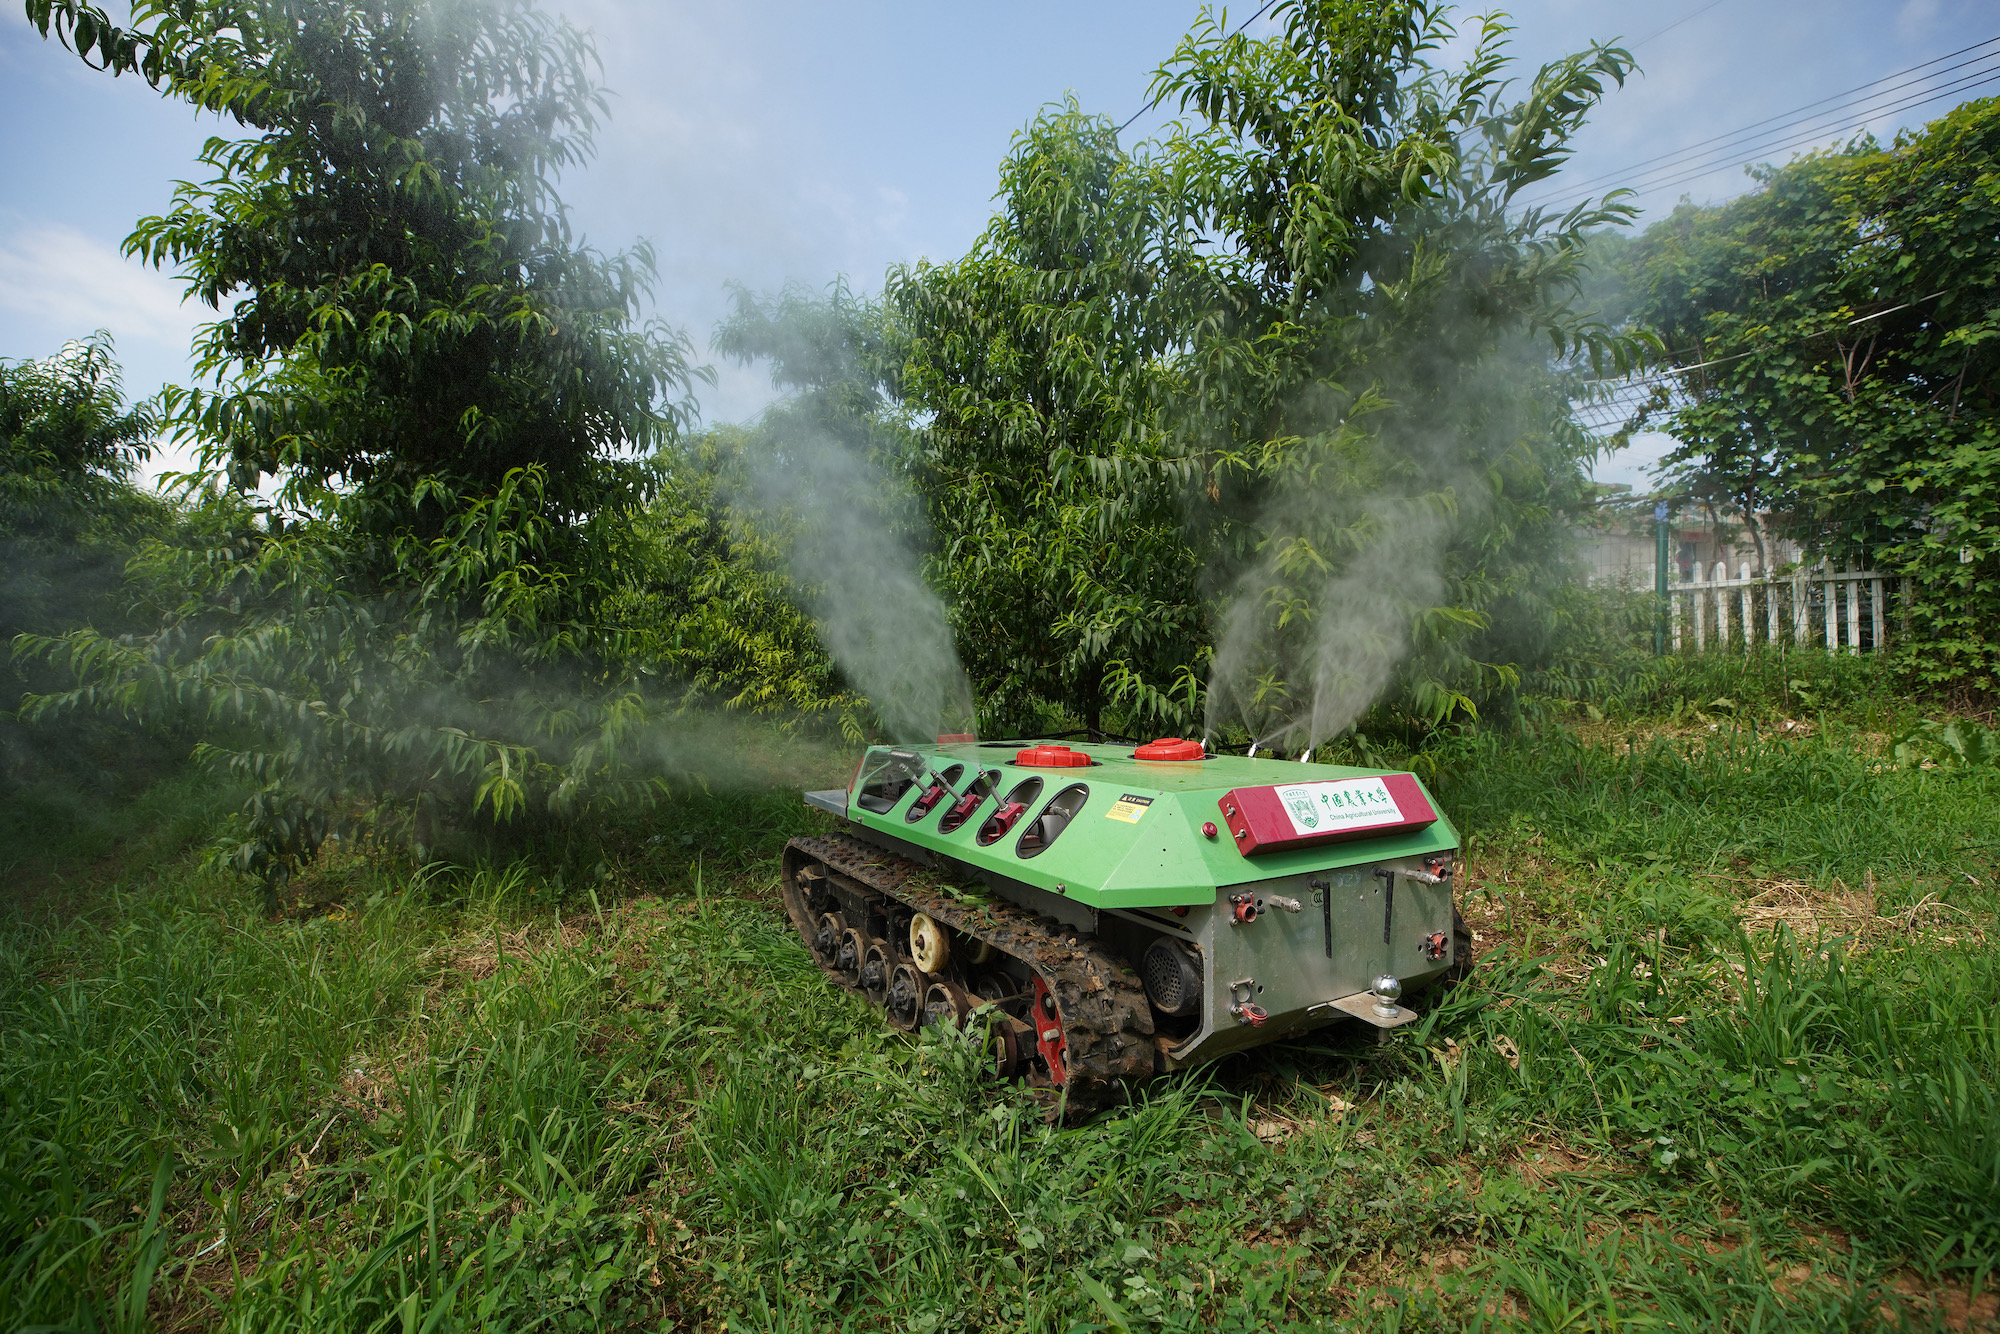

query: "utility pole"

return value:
[1654, 499, 1671, 655]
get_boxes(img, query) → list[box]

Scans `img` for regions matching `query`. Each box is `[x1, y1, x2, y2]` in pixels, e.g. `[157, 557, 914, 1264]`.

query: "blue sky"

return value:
[1, 0, 1990, 488]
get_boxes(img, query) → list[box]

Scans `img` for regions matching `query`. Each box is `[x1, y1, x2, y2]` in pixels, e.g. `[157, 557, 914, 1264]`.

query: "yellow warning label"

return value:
[1104, 794, 1153, 823]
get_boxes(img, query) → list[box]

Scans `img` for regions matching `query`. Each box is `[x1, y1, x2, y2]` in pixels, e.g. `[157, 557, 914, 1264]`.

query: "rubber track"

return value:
[785, 832, 1156, 1110]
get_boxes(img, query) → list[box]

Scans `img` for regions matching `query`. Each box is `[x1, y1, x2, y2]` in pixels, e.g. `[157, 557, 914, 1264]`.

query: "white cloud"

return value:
[1895, 0, 1945, 42]
[874, 185, 910, 237]
[0, 223, 198, 350]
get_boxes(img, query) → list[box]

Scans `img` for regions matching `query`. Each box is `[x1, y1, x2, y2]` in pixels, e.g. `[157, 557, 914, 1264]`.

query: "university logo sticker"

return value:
[1271, 778, 1402, 838]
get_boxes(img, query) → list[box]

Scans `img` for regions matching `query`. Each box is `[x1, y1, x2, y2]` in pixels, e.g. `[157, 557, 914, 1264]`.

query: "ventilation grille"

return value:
[1142, 940, 1202, 1016]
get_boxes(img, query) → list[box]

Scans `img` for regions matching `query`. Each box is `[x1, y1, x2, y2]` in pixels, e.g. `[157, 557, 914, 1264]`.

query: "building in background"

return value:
[1573, 485, 1804, 588]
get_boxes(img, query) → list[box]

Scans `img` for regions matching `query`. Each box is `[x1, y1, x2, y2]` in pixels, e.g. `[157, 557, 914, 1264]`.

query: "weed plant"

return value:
[1580, 646, 1913, 724]
[0, 767, 238, 915]
[2, 668, 1995, 1330]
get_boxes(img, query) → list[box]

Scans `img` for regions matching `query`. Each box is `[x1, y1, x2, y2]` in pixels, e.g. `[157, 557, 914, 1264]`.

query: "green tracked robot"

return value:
[782, 736, 1468, 1112]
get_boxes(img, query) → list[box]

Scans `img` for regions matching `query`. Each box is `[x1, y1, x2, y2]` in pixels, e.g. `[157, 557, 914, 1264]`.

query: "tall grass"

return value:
[0, 766, 236, 900]
[1554, 641, 1913, 723]
[1439, 720, 1999, 888]
[2, 681, 1995, 1330]
[1420, 937, 2000, 1268]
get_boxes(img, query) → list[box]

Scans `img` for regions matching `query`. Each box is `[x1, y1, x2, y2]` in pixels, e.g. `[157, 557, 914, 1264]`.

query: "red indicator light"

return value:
[1202, 821, 1218, 839]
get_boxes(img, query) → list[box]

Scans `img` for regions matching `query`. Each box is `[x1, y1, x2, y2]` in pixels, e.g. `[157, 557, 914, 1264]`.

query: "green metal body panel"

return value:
[841, 741, 1459, 908]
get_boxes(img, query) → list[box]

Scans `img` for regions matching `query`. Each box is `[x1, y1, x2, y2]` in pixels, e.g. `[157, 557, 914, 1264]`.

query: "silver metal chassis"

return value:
[1130, 860, 1451, 1067]
[825, 811, 1459, 1069]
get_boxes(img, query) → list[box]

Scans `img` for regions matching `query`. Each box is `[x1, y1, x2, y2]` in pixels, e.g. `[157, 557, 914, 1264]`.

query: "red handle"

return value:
[980, 800, 1029, 842]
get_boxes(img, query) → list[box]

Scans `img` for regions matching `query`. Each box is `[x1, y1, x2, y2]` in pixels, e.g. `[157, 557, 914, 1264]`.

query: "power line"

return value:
[1569, 291, 1950, 437]
[1616, 70, 2000, 205]
[1117, 0, 1279, 136]
[1628, 0, 1728, 50]
[1535, 61, 2000, 211]
[1572, 293, 1948, 436]
[1528, 36, 2000, 207]
[1602, 38, 2000, 188]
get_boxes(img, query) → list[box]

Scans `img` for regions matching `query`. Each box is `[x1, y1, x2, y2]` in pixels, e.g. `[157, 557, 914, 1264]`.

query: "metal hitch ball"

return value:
[1370, 973, 1402, 1019]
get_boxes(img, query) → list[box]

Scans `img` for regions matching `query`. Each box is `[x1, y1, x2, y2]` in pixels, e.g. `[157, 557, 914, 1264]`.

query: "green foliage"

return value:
[698, 281, 981, 742]
[0, 334, 176, 782]
[1526, 621, 1911, 726]
[670, 280, 922, 732]
[620, 425, 862, 728]
[866, 3, 1648, 744]
[1893, 717, 2000, 770]
[34, 472, 720, 880]
[22, 0, 709, 885]
[889, 103, 1206, 736]
[1152, 4, 1644, 744]
[133, 1, 694, 520]
[0, 332, 153, 497]
[0, 764, 236, 896]
[30, 0, 700, 521]
[1621, 97, 2000, 692]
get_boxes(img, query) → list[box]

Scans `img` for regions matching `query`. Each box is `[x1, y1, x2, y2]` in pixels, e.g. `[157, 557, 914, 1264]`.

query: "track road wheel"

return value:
[972, 972, 1017, 1004]
[810, 912, 845, 968]
[860, 940, 893, 1007]
[989, 1019, 1025, 1080]
[909, 913, 951, 973]
[885, 961, 928, 1031]
[1029, 974, 1068, 1087]
[832, 927, 867, 989]
[920, 980, 975, 1029]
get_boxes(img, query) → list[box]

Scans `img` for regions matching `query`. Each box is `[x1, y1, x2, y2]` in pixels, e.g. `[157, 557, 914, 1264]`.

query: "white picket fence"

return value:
[1668, 562, 1906, 654]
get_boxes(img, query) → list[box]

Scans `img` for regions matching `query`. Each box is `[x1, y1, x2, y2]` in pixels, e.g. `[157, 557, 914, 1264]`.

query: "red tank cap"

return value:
[1134, 737, 1204, 762]
[936, 733, 976, 744]
[1014, 744, 1091, 768]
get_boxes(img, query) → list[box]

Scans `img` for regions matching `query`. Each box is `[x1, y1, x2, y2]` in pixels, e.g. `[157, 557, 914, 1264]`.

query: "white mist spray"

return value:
[741, 428, 977, 744]
[1199, 322, 1544, 754]
[1204, 500, 1448, 754]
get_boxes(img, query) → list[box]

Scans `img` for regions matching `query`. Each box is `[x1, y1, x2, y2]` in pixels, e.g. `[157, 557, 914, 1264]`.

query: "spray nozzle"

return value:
[887, 747, 966, 803]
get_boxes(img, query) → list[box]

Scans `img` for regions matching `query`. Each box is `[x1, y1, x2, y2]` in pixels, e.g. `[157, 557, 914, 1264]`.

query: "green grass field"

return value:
[3, 653, 1996, 1332]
